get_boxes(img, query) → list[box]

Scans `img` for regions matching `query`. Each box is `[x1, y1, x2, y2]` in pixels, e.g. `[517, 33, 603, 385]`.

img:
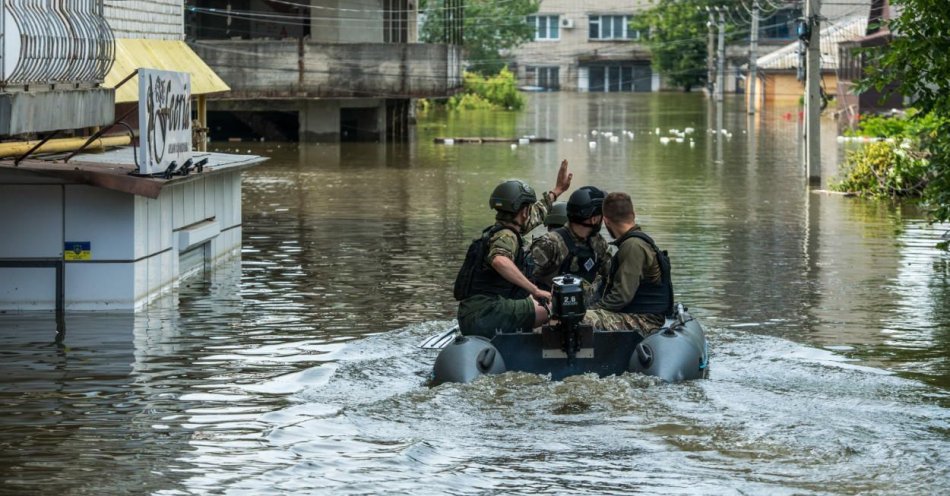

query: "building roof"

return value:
[2, 148, 265, 198]
[104, 39, 231, 103]
[756, 16, 869, 71]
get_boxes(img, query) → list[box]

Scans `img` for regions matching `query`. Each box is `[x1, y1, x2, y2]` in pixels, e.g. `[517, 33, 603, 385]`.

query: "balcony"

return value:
[0, 0, 115, 135]
[189, 40, 463, 100]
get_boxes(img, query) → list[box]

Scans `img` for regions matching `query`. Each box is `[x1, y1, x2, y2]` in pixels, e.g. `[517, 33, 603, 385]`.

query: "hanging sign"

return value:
[138, 69, 192, 175]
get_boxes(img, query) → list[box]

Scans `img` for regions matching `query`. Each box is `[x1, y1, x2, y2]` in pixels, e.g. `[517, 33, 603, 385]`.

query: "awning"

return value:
[104, 39, 230, 104]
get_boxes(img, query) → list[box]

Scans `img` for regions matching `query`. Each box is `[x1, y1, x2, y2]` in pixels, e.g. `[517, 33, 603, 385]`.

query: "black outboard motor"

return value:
[550, 275, 590, 362]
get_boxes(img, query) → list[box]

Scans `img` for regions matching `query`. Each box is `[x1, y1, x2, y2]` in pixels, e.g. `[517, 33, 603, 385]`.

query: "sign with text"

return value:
[138, 69, 192, 175]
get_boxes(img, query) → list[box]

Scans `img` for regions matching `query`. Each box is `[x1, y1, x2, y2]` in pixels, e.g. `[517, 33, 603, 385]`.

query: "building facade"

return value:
[185, 0, 464, 142]
[0, 0, 264, 311]
[508, 0, 655, 92]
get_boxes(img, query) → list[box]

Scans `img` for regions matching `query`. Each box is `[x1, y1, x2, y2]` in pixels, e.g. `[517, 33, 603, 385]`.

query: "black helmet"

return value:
[489, 180, 537, 213]
[567, 186, 606, 221]
[544, 202, 568, 227]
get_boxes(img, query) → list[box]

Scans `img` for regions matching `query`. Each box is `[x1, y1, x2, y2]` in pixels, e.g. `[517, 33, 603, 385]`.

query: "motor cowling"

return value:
[552, 275, 586, 325]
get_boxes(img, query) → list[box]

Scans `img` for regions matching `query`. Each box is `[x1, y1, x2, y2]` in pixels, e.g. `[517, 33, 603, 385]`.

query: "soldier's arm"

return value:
[529, 235, 559, 285]
[524, 159, 573, 232]
[488, 231, 548, 299]
[596, 241, 646, 312]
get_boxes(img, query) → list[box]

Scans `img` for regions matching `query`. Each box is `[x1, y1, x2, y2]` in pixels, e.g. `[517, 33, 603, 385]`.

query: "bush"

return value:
[833, 141, 931, 198]
[446, 68, 526, 111]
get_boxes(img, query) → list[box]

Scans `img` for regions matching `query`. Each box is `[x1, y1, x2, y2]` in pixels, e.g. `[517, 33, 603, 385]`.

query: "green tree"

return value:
[862, 0, 950, 224]
[420, 0, 539, 75]
[630, 0, 732, 91]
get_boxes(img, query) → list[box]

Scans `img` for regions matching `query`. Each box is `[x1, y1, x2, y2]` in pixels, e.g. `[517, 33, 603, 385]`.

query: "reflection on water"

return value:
[0, 93, 947, 494]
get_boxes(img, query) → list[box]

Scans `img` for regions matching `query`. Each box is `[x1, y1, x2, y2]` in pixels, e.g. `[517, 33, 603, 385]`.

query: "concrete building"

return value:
[0, 0, 264, 312]
[508, 0, 655, 92]
[185, 1, 464, 142]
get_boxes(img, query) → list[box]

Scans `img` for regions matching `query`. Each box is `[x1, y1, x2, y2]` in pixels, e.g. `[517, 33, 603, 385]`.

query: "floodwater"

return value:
[1, 93, 948, 495]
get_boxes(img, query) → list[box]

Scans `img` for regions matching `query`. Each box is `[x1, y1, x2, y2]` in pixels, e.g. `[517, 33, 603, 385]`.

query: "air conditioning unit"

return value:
[560, 18, 574, 29]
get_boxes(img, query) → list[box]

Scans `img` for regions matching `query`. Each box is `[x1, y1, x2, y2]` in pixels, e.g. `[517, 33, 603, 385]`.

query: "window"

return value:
[527, 15, 560, 40]
[760, 8, 801, 40]
[589, 15, 639, 40]
[586, 64, 651, 92]
[527, 66, 560, 90]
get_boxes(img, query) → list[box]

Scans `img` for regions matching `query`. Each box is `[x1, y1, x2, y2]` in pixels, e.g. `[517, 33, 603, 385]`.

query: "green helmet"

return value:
[544, 202, 568, 227]
[567, 186, 606, 222]
[489, 180, 537, 213]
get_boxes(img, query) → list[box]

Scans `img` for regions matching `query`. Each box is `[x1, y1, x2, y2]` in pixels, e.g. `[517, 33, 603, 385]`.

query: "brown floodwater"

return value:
[0, 93, 947, 495]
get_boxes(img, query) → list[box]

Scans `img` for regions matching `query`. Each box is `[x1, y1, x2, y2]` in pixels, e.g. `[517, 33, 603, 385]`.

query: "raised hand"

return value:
[553, 159, 573, 197]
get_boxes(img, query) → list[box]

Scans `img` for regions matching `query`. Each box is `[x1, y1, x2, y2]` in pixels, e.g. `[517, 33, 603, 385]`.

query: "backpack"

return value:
[453, 225, 510, 301]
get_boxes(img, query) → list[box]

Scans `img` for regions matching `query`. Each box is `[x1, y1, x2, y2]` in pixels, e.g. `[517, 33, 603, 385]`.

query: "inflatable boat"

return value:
[427, 275, 709, 385]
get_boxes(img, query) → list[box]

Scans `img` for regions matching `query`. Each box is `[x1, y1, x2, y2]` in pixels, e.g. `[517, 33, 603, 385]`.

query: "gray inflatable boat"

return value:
[429, 275, 709, 385]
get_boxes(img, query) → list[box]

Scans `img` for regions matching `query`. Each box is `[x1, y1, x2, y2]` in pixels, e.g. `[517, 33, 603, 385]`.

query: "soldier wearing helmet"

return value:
[543, 202, 568, 231]
[455, 160, 573, 338]
[530, 186, 610, 295]
[581, 192, 673, 336]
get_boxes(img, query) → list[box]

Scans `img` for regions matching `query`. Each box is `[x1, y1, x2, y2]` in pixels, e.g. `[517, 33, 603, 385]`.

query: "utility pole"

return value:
[748, 1, 759, 114]
[707, 9, 715, 96]
[804, 0, 821, 184]
[716, 9, 725, 102]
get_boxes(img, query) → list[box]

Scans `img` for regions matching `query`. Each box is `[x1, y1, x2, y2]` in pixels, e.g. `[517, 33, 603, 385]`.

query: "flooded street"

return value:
[1, 93, 948, 494]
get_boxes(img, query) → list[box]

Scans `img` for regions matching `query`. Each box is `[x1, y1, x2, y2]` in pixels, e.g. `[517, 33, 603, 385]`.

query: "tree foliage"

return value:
[420, 0, 540, 76]
[861, 0, 950, 224]
[630, 0, 733, 91]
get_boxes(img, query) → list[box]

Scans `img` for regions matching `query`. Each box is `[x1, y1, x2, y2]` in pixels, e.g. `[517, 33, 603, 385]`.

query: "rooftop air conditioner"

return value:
[560, 18, 574, 29]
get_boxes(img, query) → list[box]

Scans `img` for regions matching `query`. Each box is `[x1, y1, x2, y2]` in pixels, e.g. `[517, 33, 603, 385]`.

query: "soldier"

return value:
[530, 186, 610, 295]
[543, 202, 568, 231]
[582, 192, 673, 336]
[454, 160, 573, 339]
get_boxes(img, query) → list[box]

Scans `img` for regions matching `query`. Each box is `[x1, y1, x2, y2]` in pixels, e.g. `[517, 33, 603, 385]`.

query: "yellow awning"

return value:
[105, 39, 230, 104]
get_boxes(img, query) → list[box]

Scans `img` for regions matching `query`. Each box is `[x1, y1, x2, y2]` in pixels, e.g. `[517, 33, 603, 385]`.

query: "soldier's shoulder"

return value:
[489, 227, 520, 245]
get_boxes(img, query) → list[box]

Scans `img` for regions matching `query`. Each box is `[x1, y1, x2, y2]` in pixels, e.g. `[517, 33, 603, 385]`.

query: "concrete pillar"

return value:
[300, 100, 341, 142]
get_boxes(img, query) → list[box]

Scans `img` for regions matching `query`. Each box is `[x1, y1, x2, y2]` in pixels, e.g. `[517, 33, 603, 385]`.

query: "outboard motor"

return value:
[550, 275, 589, 362]
[628, 304, 708, 382]
[431, 335, 506, 386]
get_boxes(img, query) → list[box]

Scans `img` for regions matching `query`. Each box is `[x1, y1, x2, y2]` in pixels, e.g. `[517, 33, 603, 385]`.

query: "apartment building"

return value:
[186, 0, 464, 142]
[509, 0, 655, 92]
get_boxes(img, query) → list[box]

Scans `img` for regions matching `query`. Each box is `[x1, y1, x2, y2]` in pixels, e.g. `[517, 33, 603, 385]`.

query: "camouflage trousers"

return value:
[581, 310, 666, 336]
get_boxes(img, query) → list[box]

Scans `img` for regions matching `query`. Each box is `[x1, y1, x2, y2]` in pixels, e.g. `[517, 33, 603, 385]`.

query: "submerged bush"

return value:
[833, 141, 930, 198]
[446, 68, 526, 111]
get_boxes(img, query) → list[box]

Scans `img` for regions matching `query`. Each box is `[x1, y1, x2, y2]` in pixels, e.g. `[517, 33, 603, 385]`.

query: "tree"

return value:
[420, 0, 540, 75]
[862, 0, 950, 224]
[630, 0, 733, 91]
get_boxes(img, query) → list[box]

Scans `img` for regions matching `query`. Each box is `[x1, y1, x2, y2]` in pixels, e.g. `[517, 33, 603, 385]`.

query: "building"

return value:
[742, 0, 872, 110]
[0, 1, 265, 312]
[836, 0, 903, 124]
[508, 0, 655, 92]
[185, 1, 464, 142]
[747, 16, 868, 111]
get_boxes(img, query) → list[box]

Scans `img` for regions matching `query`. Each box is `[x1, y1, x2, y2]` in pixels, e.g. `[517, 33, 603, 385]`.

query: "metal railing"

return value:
[0, 0, 115, 87]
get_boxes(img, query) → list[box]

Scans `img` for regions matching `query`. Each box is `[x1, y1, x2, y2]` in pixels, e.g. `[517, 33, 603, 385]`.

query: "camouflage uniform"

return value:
[457, 193, 555, 338]
[529, 227, 611, 301]
[582, 225, 666, 336]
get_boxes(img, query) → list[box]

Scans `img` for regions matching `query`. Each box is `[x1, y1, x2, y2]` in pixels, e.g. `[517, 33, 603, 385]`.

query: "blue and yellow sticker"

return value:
[64, 242, 91, 261]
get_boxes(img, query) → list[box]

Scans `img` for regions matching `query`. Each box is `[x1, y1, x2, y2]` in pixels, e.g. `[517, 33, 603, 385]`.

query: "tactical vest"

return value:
[605, 230, 674, 316]
[553, 227, 601, 283]
[468, 225, 531, 299]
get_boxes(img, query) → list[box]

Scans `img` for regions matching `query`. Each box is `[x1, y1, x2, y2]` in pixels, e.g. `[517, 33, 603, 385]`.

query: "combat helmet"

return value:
[544, 202, 568, 227]
[567, 186, 606, 221]
[489, 180, 537, 213]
